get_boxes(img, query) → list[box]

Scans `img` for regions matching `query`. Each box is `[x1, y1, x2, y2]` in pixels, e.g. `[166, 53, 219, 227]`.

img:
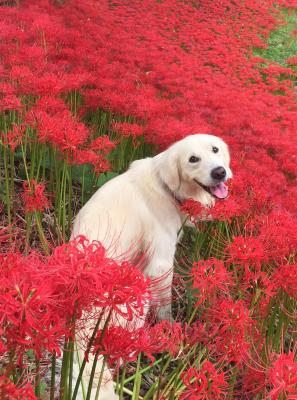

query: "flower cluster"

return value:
[22, 180, 50, 213]
[94, 320, 183, 368]
[181, 361, 227, 399]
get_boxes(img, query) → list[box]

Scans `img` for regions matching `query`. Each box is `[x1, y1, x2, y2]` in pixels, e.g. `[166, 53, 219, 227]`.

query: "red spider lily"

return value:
[225, 235, 267, 269]
[93, 320, 183, 368]
[33, 110, 90, 153]
[267, 352, 297, 399]
[0, 82, 22, 112]
[93, 325, 143, 368]
[180, 199, 205, 223]
[0, 236, 150, 360]
[69, 149, 112, 175]
[204, 298, 255, 365]
[241, 368, 267, 398]
[46, 236, 150, 321]
[181, 361, 227, 399]
[209, 197, 244, 223]
[191, 258, 231, 305]
[142, 320, 184, 359]
[112, 121, 144, 139]
[0, 252, 67, 359]
[22, 180, 50, 213]
[1, 124, 25, 152]
[246, 211, 297, 263]
[0, 94, 22, 112]
[88, 135, 116, 154]
[0, 376, 36, 400]
[272, 263, 297, 300]
[95, 261, 151, 320]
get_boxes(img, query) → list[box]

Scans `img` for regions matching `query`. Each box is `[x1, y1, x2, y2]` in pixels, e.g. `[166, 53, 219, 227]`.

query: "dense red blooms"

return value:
[46, 236, 150, 320]
[267, 352, 297, 399]
[0, 376, 36, 400]
[181, 361, 227, 399]
[143, 320, 184, 358]
[203, 298, 255, 365]
[94, 326, 142, 367]
[112, 121, 144, 139]
[1, 124, 25, 152]
[0, 0, 296, 219]
[0, 251, 66, 358]
[225, 236, 267, 269]
[22, 180, 50, 213]
[191, 258, 231, 305]
[273, 263, 297, 300]
[94, 320, 183, 367]
[180, 199, 205, 223]
[89, 135, 115, 154]
[0, 236, 150, 360]
[246, 211, 297, 262]
[0, 0, 297, 397]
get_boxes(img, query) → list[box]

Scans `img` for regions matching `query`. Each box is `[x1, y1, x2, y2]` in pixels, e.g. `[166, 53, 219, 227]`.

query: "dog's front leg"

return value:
[146, 240, 175, 322]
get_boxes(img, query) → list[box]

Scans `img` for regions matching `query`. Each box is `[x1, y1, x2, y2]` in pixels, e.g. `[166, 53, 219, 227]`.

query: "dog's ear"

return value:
[155, 148, 181, 192]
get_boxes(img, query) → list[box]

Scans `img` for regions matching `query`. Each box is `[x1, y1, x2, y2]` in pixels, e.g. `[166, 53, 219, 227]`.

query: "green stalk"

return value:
[35, 211, 49, 255]
[60, 337, 71, 400]
[81, 165, 86, 205]
[22, 142, 48, 251]
[3, 145, 12, 225]
[132, 353, 142, 400]
[9, 149, 15, 203]
[71, 311, 105, 400]
[74, 341, 87, 400]
[155, 353, 166, 400]
[118, 365, 126, 400]
[142, 355, 172, 400]
[94, 357, 106, 400]
[35, 358, 41, 398]
[61, 162, 68, 239]
[68, 340, 74, 398]
[85, 351, 99, 400]
[50, 351, 56, 400]
[124, 356, 166, 385]
[61, 305, 79, 400]
[85, 310, 113, 400]
[67, 166, 73, 238]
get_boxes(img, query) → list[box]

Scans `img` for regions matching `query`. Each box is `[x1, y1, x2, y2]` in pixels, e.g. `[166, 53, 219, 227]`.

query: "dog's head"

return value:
[156, 134, 232, 207]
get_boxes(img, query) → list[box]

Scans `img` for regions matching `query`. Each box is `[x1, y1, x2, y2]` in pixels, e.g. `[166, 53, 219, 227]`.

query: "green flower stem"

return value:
[94, 357, 106, 400]
[35, 358, 41, 398]
[35, 211, 49, 255]
[60, 337, 71, 400]
[118, 365, 126, 400]
[132, 353, 142, 400]
[85, 310, 112, 400]
[71, 311, 105, 400]
[50, 351, 56, 400]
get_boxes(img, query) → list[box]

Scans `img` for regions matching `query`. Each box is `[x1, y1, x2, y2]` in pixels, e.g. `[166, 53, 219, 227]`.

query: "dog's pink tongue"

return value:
[210, 182, 228, 199]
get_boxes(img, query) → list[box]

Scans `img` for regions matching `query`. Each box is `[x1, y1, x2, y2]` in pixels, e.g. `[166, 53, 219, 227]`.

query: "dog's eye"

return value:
[189, 155, 201, 163]
[212, 146, 219, 153]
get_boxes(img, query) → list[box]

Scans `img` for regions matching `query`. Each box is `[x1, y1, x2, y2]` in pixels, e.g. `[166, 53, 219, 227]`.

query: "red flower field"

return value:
[0, 0, 296, 398]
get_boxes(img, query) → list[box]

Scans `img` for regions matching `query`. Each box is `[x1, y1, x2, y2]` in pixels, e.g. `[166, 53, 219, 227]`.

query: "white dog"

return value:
[71, 133, 232, 398]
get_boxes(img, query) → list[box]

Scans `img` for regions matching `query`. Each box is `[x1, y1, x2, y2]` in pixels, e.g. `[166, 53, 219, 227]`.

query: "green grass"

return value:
[255, 8, 297, 70]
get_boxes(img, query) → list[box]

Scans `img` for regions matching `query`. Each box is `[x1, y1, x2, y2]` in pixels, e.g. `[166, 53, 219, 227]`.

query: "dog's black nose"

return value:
[211, 166, 226, 181]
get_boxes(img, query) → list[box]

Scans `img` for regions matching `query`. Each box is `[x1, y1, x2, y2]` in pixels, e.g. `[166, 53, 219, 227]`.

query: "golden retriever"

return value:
[71, 133, 232, 399]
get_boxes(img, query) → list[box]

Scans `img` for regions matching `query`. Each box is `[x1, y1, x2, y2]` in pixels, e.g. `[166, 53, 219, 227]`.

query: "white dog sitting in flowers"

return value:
[71, 133, 232, 399]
